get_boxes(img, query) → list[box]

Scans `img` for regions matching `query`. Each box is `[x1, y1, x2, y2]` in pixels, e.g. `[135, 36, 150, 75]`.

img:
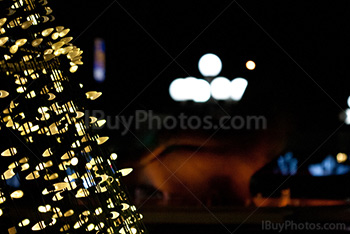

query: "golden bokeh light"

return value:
[246, 60, 256, 70]
[337, 152, 347, 163]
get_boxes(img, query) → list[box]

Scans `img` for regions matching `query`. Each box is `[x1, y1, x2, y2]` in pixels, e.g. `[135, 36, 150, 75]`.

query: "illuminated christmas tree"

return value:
[0, 0, 147, 233]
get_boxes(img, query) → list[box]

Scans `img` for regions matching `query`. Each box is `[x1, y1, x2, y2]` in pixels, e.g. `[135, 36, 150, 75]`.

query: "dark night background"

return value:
[44, 1, 350, 232]
[49, 0, 350, 134]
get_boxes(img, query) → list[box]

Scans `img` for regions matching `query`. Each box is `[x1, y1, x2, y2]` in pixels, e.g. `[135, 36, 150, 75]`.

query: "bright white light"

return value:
[169, 78, 186, 101]
[230, 78, 248, 101]
[169, 77, 210, 102]
[210, 77, 231, 100]
[110, 153, 118, 160]
[198, 53, 222, 77]
[71, 157, 78, 166]
[193, 79, 211, 103]
[347, 96, 350, 108]
[184, 77, 198, 101]
[246, 60, 256, 70]
[345, 109, 350, 125]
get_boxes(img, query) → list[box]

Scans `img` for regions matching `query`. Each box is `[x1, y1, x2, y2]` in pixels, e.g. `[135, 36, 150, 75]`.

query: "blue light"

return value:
[6, 173, 20, 188]
[93, 38, 106, 83]
[308, 155, 350, 176]
[277, 152, 298, 176]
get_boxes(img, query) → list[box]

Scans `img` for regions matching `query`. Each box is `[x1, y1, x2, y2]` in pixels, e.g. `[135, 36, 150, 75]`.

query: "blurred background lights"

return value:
[277, 152, 298, 176]
[230, 78, 248, 101]
[169, 78, 186, 101]
[170, 77, 248, 102]
[342, 96, 350, 124]
[184, 77, 198, 101]
[337, 152, 347, 163]
[309, 155, 350, 176]
[169, 78, 211, 102]
[170, 54, 249, 102]
[246, 60, 256, 70]
[93, 38, 106, 83]
[198, 53, 222, 77]
[193, 79, 211, 103]
[211, 77, 231, 100]
[345, 109, 350, 125]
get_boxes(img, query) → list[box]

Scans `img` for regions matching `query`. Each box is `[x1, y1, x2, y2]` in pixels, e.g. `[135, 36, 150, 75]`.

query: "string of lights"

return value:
[0, 0, 147, 233]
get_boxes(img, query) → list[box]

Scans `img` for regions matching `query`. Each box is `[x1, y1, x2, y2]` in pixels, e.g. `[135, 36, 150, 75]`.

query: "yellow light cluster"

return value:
[0, 0, 146, 233]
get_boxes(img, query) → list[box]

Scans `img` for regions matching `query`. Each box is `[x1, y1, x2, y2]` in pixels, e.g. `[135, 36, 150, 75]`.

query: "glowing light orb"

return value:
[337, 153, 347, 163]
[246, 60, 256, 70]
[345, 109, 350, 125]
[169, 78, 186, 101]
[169, 77, 210, 102]
[210, 77, 231, 100]
[193, 79, 211, 103]
[183, 77, 198, 101]
[10, 190, 24, 199]
[230, 78, 248, 101]
[198, 53, 222, 77]
[110, 153, 118, 160]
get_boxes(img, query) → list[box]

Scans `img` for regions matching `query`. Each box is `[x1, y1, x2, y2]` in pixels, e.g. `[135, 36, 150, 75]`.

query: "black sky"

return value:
[48, 1, 350, 152]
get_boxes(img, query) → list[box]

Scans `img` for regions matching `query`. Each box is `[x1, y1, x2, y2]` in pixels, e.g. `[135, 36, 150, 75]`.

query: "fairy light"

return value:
[0, 0, 147, 233]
